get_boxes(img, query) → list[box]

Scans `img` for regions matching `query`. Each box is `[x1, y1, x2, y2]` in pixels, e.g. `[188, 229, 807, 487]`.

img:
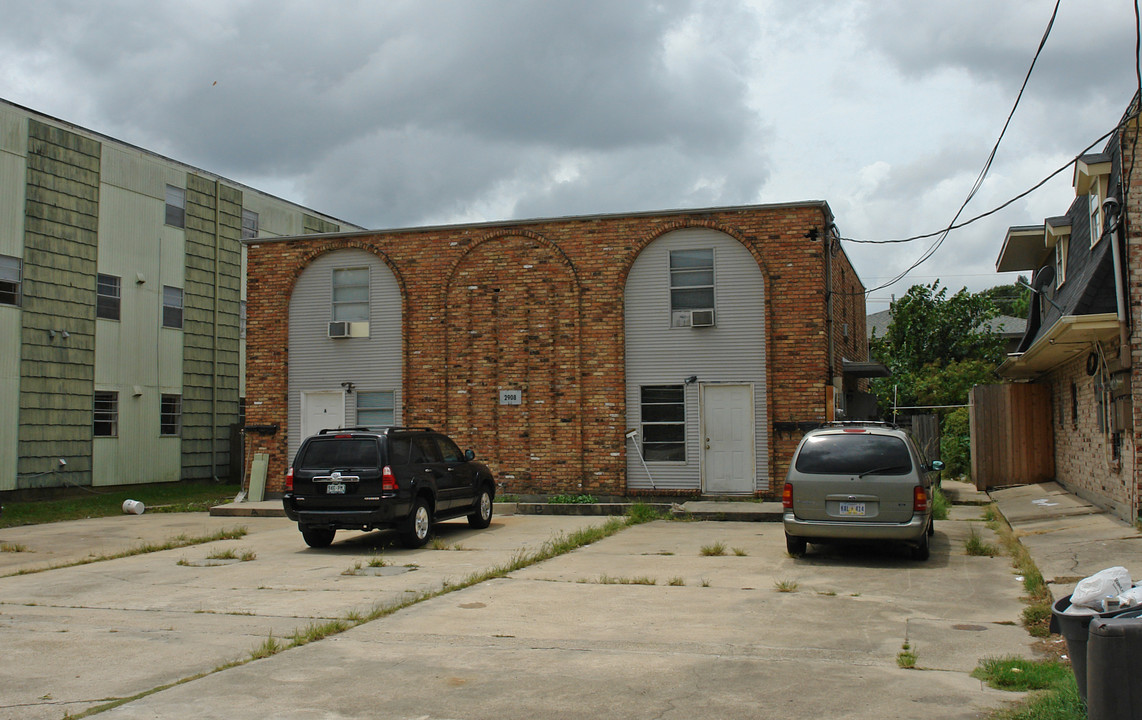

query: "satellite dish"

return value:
[1032, 265, 1055, 293]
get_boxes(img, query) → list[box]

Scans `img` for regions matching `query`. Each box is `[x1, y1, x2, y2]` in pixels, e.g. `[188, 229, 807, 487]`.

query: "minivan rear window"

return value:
[794, 434, 912, 475]
[297, 438, 379, 469]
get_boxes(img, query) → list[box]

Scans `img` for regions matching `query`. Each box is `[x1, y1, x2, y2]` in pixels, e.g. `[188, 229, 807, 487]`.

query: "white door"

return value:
[701, 384, 755, 494]
[301, 391, 345, 439]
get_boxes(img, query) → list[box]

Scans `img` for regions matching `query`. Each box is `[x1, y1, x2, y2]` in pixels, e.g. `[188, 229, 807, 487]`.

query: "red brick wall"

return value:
[246, 204, 861, 497]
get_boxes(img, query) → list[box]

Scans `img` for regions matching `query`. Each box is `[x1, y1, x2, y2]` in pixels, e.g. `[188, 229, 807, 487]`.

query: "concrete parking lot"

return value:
[1, 507, 1035, 719]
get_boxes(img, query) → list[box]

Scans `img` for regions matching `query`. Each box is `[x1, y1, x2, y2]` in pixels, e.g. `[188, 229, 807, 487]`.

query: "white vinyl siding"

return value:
[624, 228, 768, 491]
[288, 249, 402, 462]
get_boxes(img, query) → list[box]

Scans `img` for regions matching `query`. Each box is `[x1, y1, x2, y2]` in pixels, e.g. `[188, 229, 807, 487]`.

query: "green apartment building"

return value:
[0, 99, 361, 496]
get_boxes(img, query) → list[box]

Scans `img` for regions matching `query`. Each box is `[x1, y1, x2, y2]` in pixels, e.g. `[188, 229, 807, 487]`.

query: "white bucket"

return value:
[122, 499, 145, 515]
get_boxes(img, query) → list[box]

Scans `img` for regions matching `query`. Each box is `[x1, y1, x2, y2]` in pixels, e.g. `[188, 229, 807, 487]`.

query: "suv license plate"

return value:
[839, 502, 866, 516]
[326, 483, 346, 495]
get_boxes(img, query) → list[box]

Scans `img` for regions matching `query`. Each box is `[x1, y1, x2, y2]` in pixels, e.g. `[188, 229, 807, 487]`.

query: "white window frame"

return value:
[669, 248, 716, 328]
[160, 394, 182, 437]
[0, 254, 21, 306]
[1056, 237, 1068, 287]
[242, 209, 259, 240]
[97, 273, 121, 320]
[165, 185, 186, 228]
[162, 285, 184, 329]
[640, 385, 687, 462]
[331, 267, 370, 323]
[356, 390, 395, 428]
[94, 391, 119, 437]
[1090, 179, 1104, 247]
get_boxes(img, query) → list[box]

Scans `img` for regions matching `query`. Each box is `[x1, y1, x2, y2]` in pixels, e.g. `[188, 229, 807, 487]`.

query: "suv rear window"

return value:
[794, 434, 912, 475]
[297, 438, 379, 470]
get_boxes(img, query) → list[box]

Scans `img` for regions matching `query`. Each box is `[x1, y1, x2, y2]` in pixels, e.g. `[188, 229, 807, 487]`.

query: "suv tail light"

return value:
[382, 466, 397, 492]
[286, 467, 294, 492]
[782, 482, 794, 510]
[913, 485, 928, 513]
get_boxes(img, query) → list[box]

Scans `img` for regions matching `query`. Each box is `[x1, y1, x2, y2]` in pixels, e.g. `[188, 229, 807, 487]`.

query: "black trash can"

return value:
[1086, 612, 1142, 720]
[1050, 595, 1139, 703]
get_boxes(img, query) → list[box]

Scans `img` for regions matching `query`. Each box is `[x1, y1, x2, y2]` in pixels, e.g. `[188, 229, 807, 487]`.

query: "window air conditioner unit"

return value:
[328, 321, 351, 338]
[690, 309, 715, 327]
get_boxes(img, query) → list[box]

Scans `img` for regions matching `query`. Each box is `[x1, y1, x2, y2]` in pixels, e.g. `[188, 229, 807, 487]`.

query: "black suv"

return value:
[283, 427, 496, 548]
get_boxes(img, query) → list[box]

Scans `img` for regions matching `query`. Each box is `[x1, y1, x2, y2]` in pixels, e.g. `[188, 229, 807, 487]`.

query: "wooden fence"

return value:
[969, 383, 1054, 490]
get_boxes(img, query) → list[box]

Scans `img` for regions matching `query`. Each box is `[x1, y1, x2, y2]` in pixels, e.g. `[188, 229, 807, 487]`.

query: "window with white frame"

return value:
[94, 391, 118, 437]
[165, 185, 186, 228]
[97, 273, 121, 320]
[332, 267, 369, 322]
[160, 394, 182, 436]
[0, 254, 21, 306]
[1055, 237, 1068, 286]
[1090, 183, 1104, 247]
[669, 249, 715, 327]
[357, 391, 395, 428]
[640, 385, 686, 461]
[162, 286, 183, 328]
[242, 209, 259, 240]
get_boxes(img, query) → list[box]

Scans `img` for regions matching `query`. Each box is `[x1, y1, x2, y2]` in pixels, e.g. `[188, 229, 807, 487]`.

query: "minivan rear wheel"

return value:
[785, 532, 807, 557]
[911, 529, 930, 561]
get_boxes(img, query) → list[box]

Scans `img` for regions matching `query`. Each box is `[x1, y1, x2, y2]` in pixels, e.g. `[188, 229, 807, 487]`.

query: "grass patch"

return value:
[205, 548, 256, 562]
[548, 494, 598, 504]
[974, 657, 1083, 720]
[248, 634, 282, 661]
[4, 526, 248, 578]
[626, 502, 661, 524]
[773, 578, 799, 593]
[585, 574, 657, 585]
[965, 527, 1000, 557]
[1, 542, 28, 552]
[0, 480, 241, 529]
[700, 541, 727, 556]
[668, 576, 685, 586]
[931, 486, 950, 520]
[985, 505, 1054, 638]
[732, 547, 748, 557]
[897, 642, 917, 668]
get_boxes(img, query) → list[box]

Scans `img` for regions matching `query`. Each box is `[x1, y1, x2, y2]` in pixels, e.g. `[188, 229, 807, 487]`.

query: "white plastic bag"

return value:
[1071, 566, 1133, 608]
[1118, 586, 1142, 607]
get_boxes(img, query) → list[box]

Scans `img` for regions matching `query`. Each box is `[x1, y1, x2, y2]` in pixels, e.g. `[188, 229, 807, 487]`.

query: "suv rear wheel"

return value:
[301, 526, 335, 548]
[400, 498, 432, 548]
[468, 488, 493, 529]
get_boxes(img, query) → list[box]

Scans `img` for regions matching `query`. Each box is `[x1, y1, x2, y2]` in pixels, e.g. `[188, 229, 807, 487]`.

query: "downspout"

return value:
[823, 222, 837, 419]
[1108, 196, 1131, 370]
[212, 179, 222, 480]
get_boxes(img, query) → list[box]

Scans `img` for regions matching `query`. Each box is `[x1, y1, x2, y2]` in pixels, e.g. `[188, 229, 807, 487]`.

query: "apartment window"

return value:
[356, 391, 395, 428]
[97, 274, 121, 320]
[332, 267, 369, 322]
[165, 185, 186, 228]
[242, 209, 259, 240]
[160, 394, 182, 436]
[1071, 382, 1078, 429]
[1055, 237, 1068, 286]
[239, 300, 247, 339]
[162, 286, 183, 329]
[94, 391, 118, 437]
[640, 385, 686, 462]
[0, 254, 20, 306]
[1090, 189, 1104, 247]
[669, 249, 715, 327]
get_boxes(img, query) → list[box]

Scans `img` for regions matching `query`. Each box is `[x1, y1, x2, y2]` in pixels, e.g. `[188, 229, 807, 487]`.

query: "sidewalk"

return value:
[989, 481, 1142, 600]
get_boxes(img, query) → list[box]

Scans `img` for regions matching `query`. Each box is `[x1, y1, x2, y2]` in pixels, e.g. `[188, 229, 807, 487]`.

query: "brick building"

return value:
[244, 202, 870, 498]
[993, 93, 1141, 520]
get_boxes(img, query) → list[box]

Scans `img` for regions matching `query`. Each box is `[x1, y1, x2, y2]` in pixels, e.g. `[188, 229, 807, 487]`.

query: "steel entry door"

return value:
[301, 391, 345, 439]
[701, 384, 755, 494]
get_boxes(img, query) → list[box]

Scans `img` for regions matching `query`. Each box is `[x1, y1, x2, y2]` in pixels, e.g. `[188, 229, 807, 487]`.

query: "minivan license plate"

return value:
[839, 502, 865, 516]
[326, 483, 346, 495]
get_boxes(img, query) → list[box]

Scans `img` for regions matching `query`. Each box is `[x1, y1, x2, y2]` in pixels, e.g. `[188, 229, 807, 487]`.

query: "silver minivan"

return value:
[782, 423, 943, 561]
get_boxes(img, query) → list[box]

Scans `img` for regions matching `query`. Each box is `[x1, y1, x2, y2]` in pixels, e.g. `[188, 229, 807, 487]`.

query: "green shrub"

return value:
[940, 407, 971, 478]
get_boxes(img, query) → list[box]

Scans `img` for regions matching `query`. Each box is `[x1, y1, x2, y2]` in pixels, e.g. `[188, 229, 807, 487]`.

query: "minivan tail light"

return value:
[286, 467, 294, 492]
[382, 466, 397, 492]
[782, 483, 793, 510]
[913, 485, 928, 513]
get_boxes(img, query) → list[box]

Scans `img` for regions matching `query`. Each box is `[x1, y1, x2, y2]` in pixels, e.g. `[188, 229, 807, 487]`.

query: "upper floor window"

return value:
[162, 285, 184, 329]
[97, 273, 121, 320]
[1090, 188, 1104, 247]
[669, 249, 715, 328]
[1055, 237, 1068, 287]
[242, 209, 259, 240]
[165, 185, 186, 228]
[332, 267, 369, 322]
[0, 254, 21, 306]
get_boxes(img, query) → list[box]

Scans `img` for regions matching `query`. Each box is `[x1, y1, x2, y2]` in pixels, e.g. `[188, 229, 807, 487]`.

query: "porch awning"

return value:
[842, 359, 890, 378]
[997, 313, 1119, 380]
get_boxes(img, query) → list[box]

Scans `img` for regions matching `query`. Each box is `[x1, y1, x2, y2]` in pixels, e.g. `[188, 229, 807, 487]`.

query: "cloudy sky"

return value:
[1, 0, 1138, 308]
